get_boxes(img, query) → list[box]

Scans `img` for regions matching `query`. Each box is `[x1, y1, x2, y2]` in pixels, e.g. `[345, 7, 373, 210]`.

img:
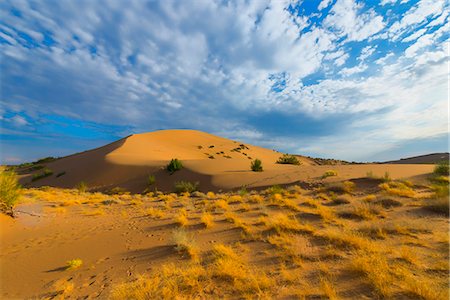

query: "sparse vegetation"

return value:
[250, 159, 263, 172]
[200, 212, 214, 228]
[31, 168, 53, 181]
[0, 169, 21, 217]
[433, 161, 449, 176]
[322, 170, 338, 178]
[174, 181, 199, 193]
[167, 158, 183, 173]
[171, 228, 199, 260]
[66, 259, 83, 270]
[276, 154, 301, 165]
[76, 181, 88, 193]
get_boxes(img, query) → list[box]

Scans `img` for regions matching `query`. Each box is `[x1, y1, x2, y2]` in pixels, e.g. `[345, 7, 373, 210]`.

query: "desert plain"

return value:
[0, 130, 448, 299]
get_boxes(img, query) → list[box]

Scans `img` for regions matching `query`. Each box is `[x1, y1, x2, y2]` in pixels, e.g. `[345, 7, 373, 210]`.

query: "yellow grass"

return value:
[171, 229, 199, 260]
[145, 207, 165, 219]
[379, 181, 416, 198]
[200, 212, 214, 228]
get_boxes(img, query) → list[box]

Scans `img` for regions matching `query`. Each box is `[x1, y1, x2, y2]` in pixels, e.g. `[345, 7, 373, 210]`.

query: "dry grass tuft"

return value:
[145, 207, 165, 219]
[379, 181, 416, 198]
[200, 212, 214, 228]
[262, 214, 315, 235]
[175, 209, 189, 227]
[171, 228, 199, 260]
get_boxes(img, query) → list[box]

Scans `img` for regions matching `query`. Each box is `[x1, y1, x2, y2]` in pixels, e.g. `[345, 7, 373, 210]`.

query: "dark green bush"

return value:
[167, 159, 183, 173]
[31, 168, 53, 181]
[434, 161, 449, 176]
[251, 159, 263, 172]
[174, 181, 199, 193]
[0, 169, 21, 217]
[276, 154, 301, 165]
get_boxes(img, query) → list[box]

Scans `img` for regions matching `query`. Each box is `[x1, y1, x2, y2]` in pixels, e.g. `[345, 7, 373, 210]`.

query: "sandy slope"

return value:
[19, 130, 435, 193]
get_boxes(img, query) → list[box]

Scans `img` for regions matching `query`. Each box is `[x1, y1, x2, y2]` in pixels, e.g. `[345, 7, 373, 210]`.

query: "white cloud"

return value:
[318, 0, 333, 10]
[358, 45, 377, 61]
[340, 63, 368, 76]
[324, 0, 385, 41]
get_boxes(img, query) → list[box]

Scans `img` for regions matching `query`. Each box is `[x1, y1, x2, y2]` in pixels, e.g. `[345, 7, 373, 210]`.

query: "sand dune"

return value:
[19, 129, 435, 193]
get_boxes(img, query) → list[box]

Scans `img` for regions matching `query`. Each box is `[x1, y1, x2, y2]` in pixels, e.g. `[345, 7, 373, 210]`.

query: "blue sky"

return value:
[1, 0, 448, 163]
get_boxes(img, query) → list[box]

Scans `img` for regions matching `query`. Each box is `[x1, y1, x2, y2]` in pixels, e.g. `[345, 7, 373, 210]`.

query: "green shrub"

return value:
[251, 159, 263, 172]
[167, 159, 183, 173]
[148, 175, 156, 186]
[322, 170, 338, 179]
[0, 169, 21, 217]
[434, 161, 449, 176]
[174, 181, 199, 193]
[31, 168, 53, 181]
[76, 181, 88, 193]
[276, 154, 300, 165]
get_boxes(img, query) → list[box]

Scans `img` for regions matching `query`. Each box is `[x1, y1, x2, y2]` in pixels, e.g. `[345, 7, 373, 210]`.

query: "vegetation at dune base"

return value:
[66, 259, 83, 270]
[167, 158, 183, 174]
[276, 154, 301, 165]
[322, 170, 338, 178]
[250, 159, 263, 172]
[174, 181, 199, 193]
[31, 168, 53, 182]
[76, 181, 88, 193]
[433, 161, 449, 176]
[0, 169, 21, 217]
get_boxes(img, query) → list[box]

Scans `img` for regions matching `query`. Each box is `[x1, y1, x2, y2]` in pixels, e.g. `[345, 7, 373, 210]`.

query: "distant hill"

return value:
[383, 153, 449, 164]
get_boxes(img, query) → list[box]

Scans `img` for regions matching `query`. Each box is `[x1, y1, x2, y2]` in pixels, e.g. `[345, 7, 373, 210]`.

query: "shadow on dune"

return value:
[124, 245, 176, 261]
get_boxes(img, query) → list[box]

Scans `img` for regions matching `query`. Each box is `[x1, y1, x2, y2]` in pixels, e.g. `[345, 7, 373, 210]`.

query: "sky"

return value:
[0, 0, 449, 164]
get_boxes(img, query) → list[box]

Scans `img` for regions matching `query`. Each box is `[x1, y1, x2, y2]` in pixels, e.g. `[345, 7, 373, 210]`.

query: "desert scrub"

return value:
[322, 170, 338, 178]
[167, 158, 183, 173]
[66, 258, 83, 270]
[174, 181, 199, 194]
[0, 169, 21, 217]
[262, 214, 314, 235]
[250, 159, 263, 172]
[175, 209, 189, 227]
[200, 212, 214, 228]
[145, 207, 165, 219]
[433, 161, 449, 176]
[276, 154, 300, 165]
[379, 181, 415, 198]
[171, 228, 199, 260]
[31, 168, 53, 181]
[75, 181, 88, 193]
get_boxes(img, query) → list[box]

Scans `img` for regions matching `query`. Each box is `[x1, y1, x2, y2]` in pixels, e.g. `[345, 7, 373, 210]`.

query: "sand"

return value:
[19, 129, 435, 193]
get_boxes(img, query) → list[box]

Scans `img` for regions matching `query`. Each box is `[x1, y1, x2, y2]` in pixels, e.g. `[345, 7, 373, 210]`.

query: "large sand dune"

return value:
[19, 129, 435, 192]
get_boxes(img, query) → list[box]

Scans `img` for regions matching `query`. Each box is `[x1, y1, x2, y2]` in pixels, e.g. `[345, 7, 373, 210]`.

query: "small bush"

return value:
[148, 175, 156, 186]
[276, 154, 300, 165]
[174, 181, 199, 194]
[434, 161, 449, 176]
[76, 181, 88, 193]
[250, 159, 263, 172]
[107, 187, 128, 195]
[31, 168, 53, 181]
[167, 159, 183, 173]
[0, 169, 21, 217]
[171, 228, 199, 260]
[66, 259, 83, 270]
[322, 170, 338, 179]
[200, 212, 214, 228]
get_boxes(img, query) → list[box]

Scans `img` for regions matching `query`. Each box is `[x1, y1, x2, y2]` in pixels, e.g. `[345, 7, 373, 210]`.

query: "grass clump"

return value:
[167, 158, 183, 174]
[263, 214, 314, 235]
[200, 212, 214, 228]
[379, 181, 415, 198]
[0, 169, 21, 217]
[174, 181, 199, 194]
[433, 161, 449, 176]
[250, 159, 263, 172]
[276, 154, 300, 165]
[31, 168, 53, 181]
[322, 170, 338, 179]
[75, 181, 88, 193]
[175, 209, 189, 227]
[171, 228, 199, 260]
[66, 259, 83, 270]
[145, 207, 165, 219]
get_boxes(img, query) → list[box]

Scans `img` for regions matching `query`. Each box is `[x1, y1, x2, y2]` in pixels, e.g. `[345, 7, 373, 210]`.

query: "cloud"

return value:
[0, 0, 448, 162]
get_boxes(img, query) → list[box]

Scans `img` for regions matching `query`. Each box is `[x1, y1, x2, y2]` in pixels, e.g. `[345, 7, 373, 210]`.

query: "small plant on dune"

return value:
[276, 154, 301, 165]
[167, 158, 183, 174]
[146, 207, 165, 219]
[382, 171, 391, 182]
[0, 169, 21, 217]
[147, 174, 156, 186]
[266, 185, 284, 195]
[174, 181, 199, 194]
[175, 209, 189, 227]
[379, 181, 415, 198]
[342, 181, 355, 193]
[107, 187, 128, 195]
[171, 228, 199, 260]
[66, 258, 83, 270]
[200, 212, 214, 228]
[31, 168, 53, 181]
[75, 181, 88, 193]
[322, 170, 338, 179]
[215, 199, 229, 211]
[433, 161, 449, 176]
[250, 159, 263, 172]
[263, 214, 314, 235]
